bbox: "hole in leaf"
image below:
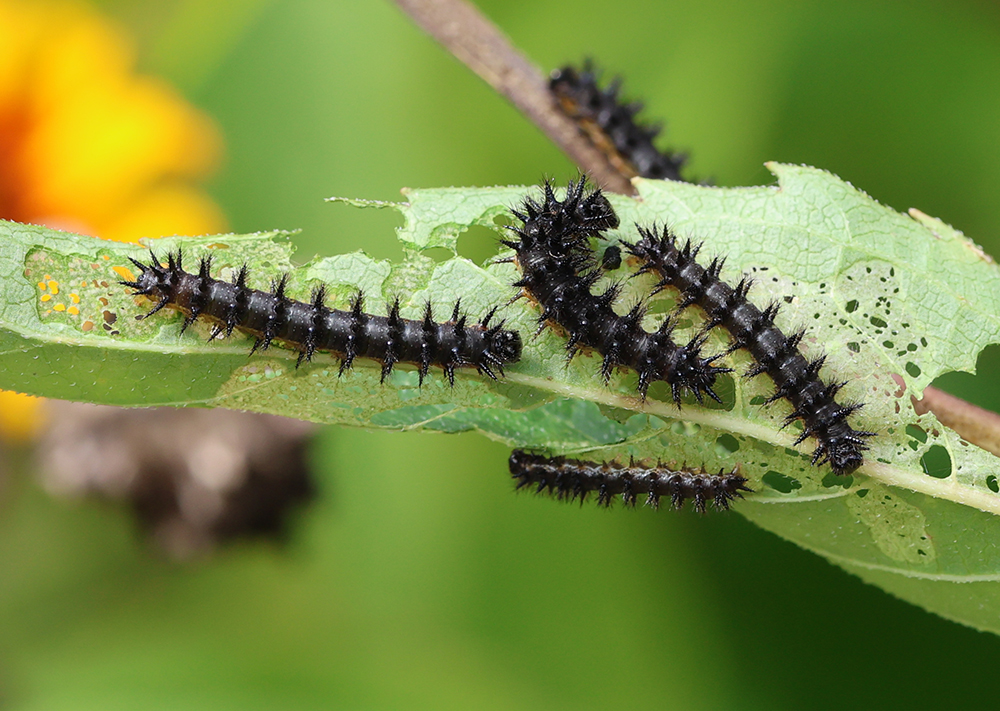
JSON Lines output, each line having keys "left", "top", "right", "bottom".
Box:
{"left": 920, "top": 445, "right": 952, "bottom": 479}
{"left": 762, "top": 471, "right": 802, "bottom": 493}
{"left": 822, "top": 471, "right": 853, "bottom": 489}
{"left": 929, "top": 345, "right": 1000, "bottom": 415}
{"left": 457, "top": 224, "right": 505, "bottom": 266}
{"left": 715, "top": 434, "right": 740, "bottom": 455}
{"left": 706, "top": 373, "right": 736, "bottom": 411}
{"left": 421, "top": 246, "right": 456, "bottom": 264}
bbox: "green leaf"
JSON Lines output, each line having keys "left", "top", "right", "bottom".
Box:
{"left": 3, "top": 163, "right": 1000, "bottom": 632}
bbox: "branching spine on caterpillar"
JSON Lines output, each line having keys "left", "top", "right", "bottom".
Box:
{"left": 121, "top": 249, "right": 522, "bottom": 385}
{"left": 509, "top": 449, "right": 751, "bottom": 512}
{"left": 501, "top": 178, "right": 730, "bottom": 404}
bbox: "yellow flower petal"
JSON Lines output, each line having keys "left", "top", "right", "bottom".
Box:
{"left": 0, "top": 390, "right": 45, "bottom": 444}
{"left": 101, "top": 183, "right": 228, "bottom": 243}
{"left": 18, "top": 13, "right": 222, "bottom": 226}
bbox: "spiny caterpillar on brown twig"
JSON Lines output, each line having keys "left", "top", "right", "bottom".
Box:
{"left": 121, "top": 250, "right": 522, "bottom": 384}
{"left": 550, "top": 60, "right": 690, "bottom": 183}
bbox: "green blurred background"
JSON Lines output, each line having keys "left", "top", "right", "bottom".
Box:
{"left": 4, "top": 0, "right": 1000, "bottom": 708}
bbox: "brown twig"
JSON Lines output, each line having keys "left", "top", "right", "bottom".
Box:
{"left": 913, "top": 388, "right": 1000, "bottom": 457}
{"left": 394, "top": 0, "right": 1000, "bottom": 457}
{"left": 392, "top": 0, "right": 633, "bottom": 195}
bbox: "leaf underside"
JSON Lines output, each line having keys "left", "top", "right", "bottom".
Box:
{"left": 3, "top": 164, "right": 1000, "bottom": 632}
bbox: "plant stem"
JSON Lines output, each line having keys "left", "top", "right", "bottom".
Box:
{"left": 913, "top": 388, "right": 1000, "bottom": 457}
{"left": 391, "top": 0, "right": 634, "bottom": 194}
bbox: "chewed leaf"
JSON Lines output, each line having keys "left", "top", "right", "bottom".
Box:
{"left": 3, "top": 163, "right": 1000, "bottom": 632}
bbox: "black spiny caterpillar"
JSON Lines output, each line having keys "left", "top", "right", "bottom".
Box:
{"left": 121, "top": 250, "right": 522, "bottom": 384}
{"left": 509, "top": 449, "right": 751, "bottom": 512}
{"left": 502, "top": 179, "right": 729, "bottom": 403}
{"left": 626, "top": 227, "right": 874, "bottom": 475}
{"left": 550, "top": 61, "right": 689, "bottom": 183}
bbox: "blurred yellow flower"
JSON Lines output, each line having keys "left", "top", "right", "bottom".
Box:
{"left": 0, "top": 0, "right": 227, "bottom": 443}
